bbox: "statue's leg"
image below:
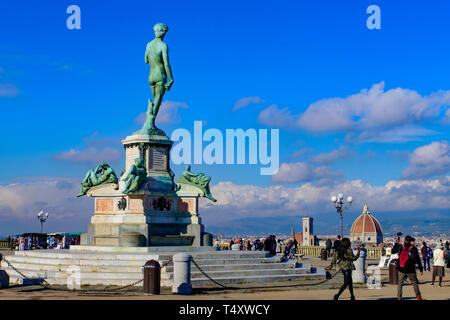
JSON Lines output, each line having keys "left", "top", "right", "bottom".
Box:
{"left": 82, "top": 170, "right": 94, "bottom": 183}
{"left": 123, "top": 179, "right": 131, "bottom": 194}
{"left": 151, "top": 82, "right": 166, "bottom": 116}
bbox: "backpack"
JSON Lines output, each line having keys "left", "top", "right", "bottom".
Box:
{"left": 398, "top": 246, "right": 412, "bottom": 270}
{"left": 426, "top": 247, "right": 433, "bottom": 259}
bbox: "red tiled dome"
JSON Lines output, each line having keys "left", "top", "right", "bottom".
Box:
{"left": 350, "top": 202, "right": 383, "bottom": 234}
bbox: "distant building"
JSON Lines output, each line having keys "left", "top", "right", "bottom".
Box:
{"left": 292, "top": 216, "right": 319, "bottom": 246}
{"left": 350, "top": 202, "right": 383, "bottom": 246}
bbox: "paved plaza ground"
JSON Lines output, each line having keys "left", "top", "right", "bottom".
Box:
{"left": 1, "top": 252, "right": 448, "bottom": 300}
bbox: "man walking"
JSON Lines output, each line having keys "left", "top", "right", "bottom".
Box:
{"left": 397, "top": 235, "right": 424, "bottom": 300}
{"left": 421, "top": 242, "right": 431, "bottom": 272}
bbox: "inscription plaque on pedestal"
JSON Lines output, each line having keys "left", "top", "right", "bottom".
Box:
{"left": 149, "top": 146, "right": 167, "bottom": 170}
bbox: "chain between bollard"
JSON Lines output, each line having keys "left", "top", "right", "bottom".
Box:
{"left": 2, "top": 257, "right": 170, "bottom": 293}
{"left": 191, "top": 258, "right": 341, "bottom": 290}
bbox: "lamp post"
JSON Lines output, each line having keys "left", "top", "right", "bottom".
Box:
{"left": 37, "top": 210, "right": 49, "bottom": 233}
{"left": 331, "top": 194, "right": 352, "bottom": 238}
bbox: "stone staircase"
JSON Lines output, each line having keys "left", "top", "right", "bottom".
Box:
{"left": 1, "top": 249, "right": 326, "bottom": 288}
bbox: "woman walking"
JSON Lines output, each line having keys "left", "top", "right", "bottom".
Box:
{"left": 430, "top": 244, "right": 446, "bottom": 287}
{"left": 326, "top": 238, "right": 361, "bottom": 300}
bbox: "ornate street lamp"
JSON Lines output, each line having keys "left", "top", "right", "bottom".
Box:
{"left": 37, "top": 210, "right": 49, "bottom": 233}
{"left": 331, "top": 194, "right": 353, "bottom": 238}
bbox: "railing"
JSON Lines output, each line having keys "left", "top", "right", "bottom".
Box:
{"left": 295, "top": 246, "right": 385, "bottom": 259}
{"left": 366, "top": 247, "right": 384, "bottom": 259}
{"left": 0, "top": 240, "right": 10, "bottom": 248}
{"left": 297, "top": 246, "right": 326, "bottom": 257}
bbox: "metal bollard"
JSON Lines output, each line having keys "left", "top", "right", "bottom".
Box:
{"left": 320, "top": 249, "right": 328, "bottom": 261}
{"left": 352, "top": 249, "right": 367, "bottom": 283}
{"left": 172, "top": 253, "right": 192, "bottom": 295}
{"left": 388, "top": 259, "right": 399, "bottom": 285}
{"left": 143, "top": 260, "right": 160, "bottom": 295}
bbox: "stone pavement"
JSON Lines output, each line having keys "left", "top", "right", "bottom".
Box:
{"left": 0, "top": 255, "right": 448, "bottom": 300}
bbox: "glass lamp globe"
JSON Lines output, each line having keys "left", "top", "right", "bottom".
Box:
{"left": 45, "top": 213, "right": 49, "bottom": 217}
{"left": 331, "top": 196, "right": 337, "bottom": 203}
{"left": 347, "top": 196, "right": 353, "bottom": 203}
{"left": 338, "top": 193, "right": 344, "bottom": 200}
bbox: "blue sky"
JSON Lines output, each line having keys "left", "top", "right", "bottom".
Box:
{"left": 1, "top": 0, "right": 449, "bottom": 235}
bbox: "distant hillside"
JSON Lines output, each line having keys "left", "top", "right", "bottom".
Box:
{"left": 206, "top": 215, "right": 450, "bottom": 237}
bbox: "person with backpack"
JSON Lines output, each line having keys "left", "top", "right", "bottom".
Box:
{"left": 430, "top": 244, "right": 446, "bottom": 287}
{"left": 326, "top": 238, "right": 360, "bottom": 300}
{"left": 421, "top": 241, "right": 432, "bottom": 272}
{"left": 397, "top": 235, "right": 424, "bottom": 300}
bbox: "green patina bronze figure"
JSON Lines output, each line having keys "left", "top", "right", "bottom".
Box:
{"left": 77, "top": 163, "right": 118, "bottom": 197}
{"left": 177, "top": 165, "right": 217, "bottom": 202}
{"left": 122, "top": 158, "right": 147, "bottom": 194}
{"left": 134, "top": 22, "right": 174, "bottom": 137}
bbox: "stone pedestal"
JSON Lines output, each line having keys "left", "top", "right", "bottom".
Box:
{"left": 83, "top": 133, "right": 211, "bottom": 248}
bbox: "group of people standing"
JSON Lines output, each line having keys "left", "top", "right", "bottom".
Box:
{"left": 391, "top": 235, "right": 448, "bottom": 299}
{"left": 420, "top": 240, "right": 448, "bottom": 287}
{"left": 326, "top": 234, "right": 448, "bottom": 300}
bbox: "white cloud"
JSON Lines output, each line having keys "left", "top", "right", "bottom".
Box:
{"left": 271, "top": 162, "right": 342, "bottom": 183}
{"left": 200, "top": 177, "right": 450, "bottom": 223}
{"left": 0, "top": 177, "right": 92, "bottom": 221}
{"left": 52, "top": 147, "right": 121, "bottom": 164}
{"left": 257, "top": 104, "right": 297, "bottom": 128}
{"left": 51, "top": 133, "right": 122, "bottom": 164}
{"left": 233, "top": 96, "right": 265, "bottom": 111}
{"left": 298, "top": 82, "right": 450, "bottom": 132}
{"left": 257, "top": 82, "right": 450, "bottom": 143}
{"left": 309, "top": 146, "right": 355, "bottom": 164}
{"left": 402, "top": 141, "right": 450, "bottom": 179}
{"left": 135, "top": 100, "right": 188, "bottom": 125}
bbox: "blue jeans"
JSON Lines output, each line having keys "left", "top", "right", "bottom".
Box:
{"left": 423, "top": 258, "right": 430, "bottom": 271}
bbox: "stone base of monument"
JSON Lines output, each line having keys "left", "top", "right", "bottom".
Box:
{"left": 1, "top": 249, "right": 326, "bottom": 288}
{"left": 81, "top": 134, "right": 213, "bottom": 248}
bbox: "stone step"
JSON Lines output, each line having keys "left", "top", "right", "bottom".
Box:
{"left": 7, "top": 275, "right": 165, "bottom": 287}
{"left": 13, "top": 250, "right": 270, "bottom": 261}
{"left": 187, "top": 257, "right": 281, "bottom": 265}
{"left": 2, "top": 261, "right": 310, "bottom": 280}
{"left": 163, "top": 262, "right": 307, "bottom": 273}
{"left": 178, "top": 267, "right": 312, "bottom": 280}
{"left": 5, "top": 266, "right": 326, "bottom": 288}
{"left": 3, "top": 256, "right": 167, "bottom": 267}
{"left": 190, "top": 269, "right": 327, "bottom": 286}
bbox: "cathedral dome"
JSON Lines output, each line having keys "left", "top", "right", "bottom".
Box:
{"left": 350, "top": 202, "right": 383, "bottom": 245}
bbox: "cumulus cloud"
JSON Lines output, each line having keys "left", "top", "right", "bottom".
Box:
{"left": 298, "top": 82, "right": 450, "bottom": 131}
{"left": 200, "top": 177, "right": 450, "bottom": 224}
{"left": 402, "top": 141, "right": 450, "bottom": 179}
{"left": 257, "top": 104, "right": 297, "bottom": 128}
{"left": 0, "top": 177, "right": 92, "bottom": 222}
{"left": 52, "top": 147, "right": 121, "bottom": 164}
{"left": 135, "top": 100, "right": 188, "bottom": 125}
{"left": 51, "top": 132, "right": 122, "bottom": 164}
{"left": 233, "top": 96, "right": 265, "bottom": 111}
{"left": 271, "top": 162, "right": 342, "bottom": 183}
{"left": 257, "top": 82, "right": 450, "bottom": 143}
{"left": 309, "top": 146, "right": 355, "bottom": 165}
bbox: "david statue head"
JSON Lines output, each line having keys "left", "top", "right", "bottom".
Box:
{"left": 154, "top": 22, "right": 168, "bottom": 39}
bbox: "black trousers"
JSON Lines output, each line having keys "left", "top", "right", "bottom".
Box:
{"left": 336, "top": 269, "right": 354, "bottom": 298}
